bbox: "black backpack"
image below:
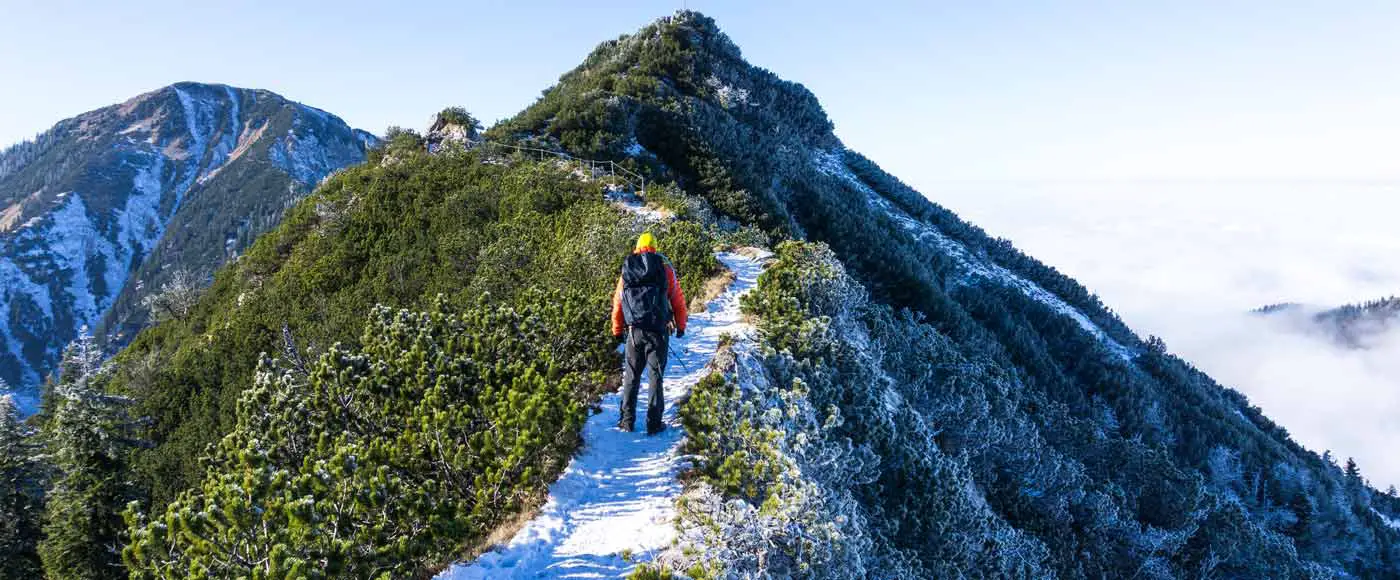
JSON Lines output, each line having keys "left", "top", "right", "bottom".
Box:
{"left": 621, "top": 252, "right": 673, "bottom": 332}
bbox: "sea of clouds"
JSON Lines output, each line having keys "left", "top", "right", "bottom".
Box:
{"left": 931, "top": 180, "right": 1400, "bottom": 488}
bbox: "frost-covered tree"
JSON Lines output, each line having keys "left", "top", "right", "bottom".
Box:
{"left": 1208, "top": 446, "right": 1245, "bottom": 496}
{"left": 138, "top": 268, "right": 203, "bottom": 322}
{"left": 673, "top": 243, "right": 1054, "bottom": 578}
{"left": 38, "top": 331, "right": 135, "bottom": 580}
{"left": 0, "top": 390, "right": 44, "bottom": 579}
{"left": 672, "top": 241, "right": 1373, "bottom": 578}
{"left": 1345, "top": 457, "right": 1362, "bottom": 482}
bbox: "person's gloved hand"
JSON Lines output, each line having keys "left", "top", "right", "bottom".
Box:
{"left": 675, "top": 327, "right": 684, "bottom": 338}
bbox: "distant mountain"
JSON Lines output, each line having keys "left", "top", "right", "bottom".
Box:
{"left": 0, "top": 82, "right": 374, "bottom": 408}
{"left": 1257, "top": 297, "right": 1400, "bottom": 349}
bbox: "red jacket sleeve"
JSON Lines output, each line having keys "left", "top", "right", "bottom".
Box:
{"left": 666, "top": 264, "right": 687, "bottom": 332}
{"left": 610, "top": 276, "right": 625, "bottom": 336}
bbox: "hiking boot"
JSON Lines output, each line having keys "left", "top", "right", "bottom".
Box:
{"left": 646, "top": 423, "right": 667, "bottom": 436}
{"left": 617, "top": 421, "right": 635, "bottom": 433}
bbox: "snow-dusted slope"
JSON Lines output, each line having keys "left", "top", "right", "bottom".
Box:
{"left": 812, "top": 151, "right": 1136, "bottom": 361}
{"left": 438, "top": 251, "right": 765, "bottom": 579}
{"left": 0, "top": 83, "right": 373, "bottom": 406}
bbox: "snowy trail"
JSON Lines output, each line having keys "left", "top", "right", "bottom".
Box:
{"left": 438, "top": 251, "right": 766, "bottom": 579}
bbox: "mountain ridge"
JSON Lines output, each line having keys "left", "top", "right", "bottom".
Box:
{"left": 476, "top": 11, "right": 1398, "bottom": 575}
{"left": 9, "top": 11, "right": 1396, "bottom": 579}
{"left": 1257, "top": 296, "right": 1400, "bottom": 349}
{"left": 0, "top": 82, "right": 374, "bottom": 405}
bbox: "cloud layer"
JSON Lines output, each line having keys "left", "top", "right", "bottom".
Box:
{"left": 932, "top": 180, "right": 1400, "bottom": 487}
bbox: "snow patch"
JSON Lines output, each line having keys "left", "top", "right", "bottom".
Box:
{"left": 171, "top": 86, "right": 216, "bottom": 204}
{"left": 812, "top": 150, "right": 1135, "bottom": 361}
{"left": 0, "top": 257, "right": 52, "bottom": 388}
{"left": 298, "top": 104, "right": 332, "bottom": 124}
{"left": 195, "top": 87, "right": 241, "bottom": 185}
{"left": 437, "top": 252, "right": 766, "bottom": 579}
{"left": 43, "top": 194, "right": 105, "bottom": 327}
{"left": 1375, "top": 508, "right": 1400, "bottom": 530}
{"left": 269, "top": 108, "right": 366, "bottom": 187}
{"left": 270, "top": 130, "right": 327, "bottom": 185}
{"left": 0, "top": 154, "right": 167, "bottom": 398}
{"left": 117, "top": 155, "right": 166, "bottom": 262}
{"left": 706, "top": 75, "right": 752, "bottom": 108}
{"left": 605, "top": 186, "right": 667, "bottom": 223}
{"left": 2, "top": 86, "right": 372, "bottom": 403}
{"left": 173, "top": 86, "right": 208, "bottom": 162}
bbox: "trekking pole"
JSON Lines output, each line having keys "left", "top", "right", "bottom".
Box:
{"left": 669, "top": 341, "right": 691, "bottom": 373}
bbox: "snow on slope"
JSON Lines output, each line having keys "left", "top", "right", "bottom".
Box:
{"left": 812, "top": 150, "right": 1135, "bottom": 361}
{"left": 604, "top": 186, "right": 667, "bottom": 222}
{"left": 268, "top": 105, "right": 369, "bottom": 186}
{"left": 0, "top": 151, "right": 168, "bottom": 410}
{"left": 2, "top": 84, "right": 373, "bottom": 401}
{"left": 1375, "top": 508, "right": 1400, "bottom": 531}
{"left": 437, "top": 251, "right": 765, "bottom": 579}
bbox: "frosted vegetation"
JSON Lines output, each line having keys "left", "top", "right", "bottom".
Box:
{"left": 0, "top": 10, "right": 1396, "bottom": 580}
{"left": 672, "top": 242, "right": 1396, "bottom": 577}
{"left": 492, "top": 12, "right": 1399, "bottom": 576}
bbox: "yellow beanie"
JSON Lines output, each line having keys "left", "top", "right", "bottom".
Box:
{"left": 635, "top": 232, "right": 657, "bottom": 251}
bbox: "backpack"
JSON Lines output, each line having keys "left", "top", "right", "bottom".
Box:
{"left": 621, "top": 252, "right": 673, "bottom": 332}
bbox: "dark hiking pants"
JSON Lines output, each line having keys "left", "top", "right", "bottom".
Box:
{"left": 620, "top": 327, "right": 668, "bottom": 431}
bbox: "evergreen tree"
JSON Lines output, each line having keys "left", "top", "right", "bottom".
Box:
{"left": 1287, "top": 493, "right": 1314, "bottom": 540}
{"left": 38, "top": 331, "right": 134, "bottom": 580}
{"left": 0, "top": 390, "right": 44, "bottom": 579}
{"left": 1345, "top": 457, "right": 1362, "bottom": 482}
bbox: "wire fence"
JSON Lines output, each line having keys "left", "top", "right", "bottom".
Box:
{"left": 463, "top": 138, "right": 646, "bottom": 194}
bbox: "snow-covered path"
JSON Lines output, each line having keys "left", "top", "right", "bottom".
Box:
{"left": 438, "top": 251, "right": 765, "bottom": 579}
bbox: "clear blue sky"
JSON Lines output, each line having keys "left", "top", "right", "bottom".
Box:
{"left": 2, "top": 0, "right": 1397, "bottom": 183}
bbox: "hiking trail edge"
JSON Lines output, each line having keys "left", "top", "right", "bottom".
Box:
{"left": 437, "top": 250, "right": 767, "bottom": 579}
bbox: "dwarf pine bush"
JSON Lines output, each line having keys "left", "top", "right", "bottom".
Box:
{"left": 124, "top": 296, "right": 590, "bottom": 578}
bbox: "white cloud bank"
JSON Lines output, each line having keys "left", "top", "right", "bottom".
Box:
{"left": 931, "top": 180, "right": 1400, "bottom": 488}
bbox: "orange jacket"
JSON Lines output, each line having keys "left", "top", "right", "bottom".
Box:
{"left": 611, "top": 248, "right": 687, "bottom": 336}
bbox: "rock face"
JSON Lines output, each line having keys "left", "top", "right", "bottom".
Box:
{"left": 0, "top": 82, "right": 375, "bottom": 407}
{"left": 425, "top": 108, "right": 481, "bottom": 153}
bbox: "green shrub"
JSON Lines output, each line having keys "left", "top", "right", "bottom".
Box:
{"left": 436, "top": 107, "right": 482, "bottom": 135}
{"left": 123, "top": 297, "right": 589, "bottom": 578}
{"left": 111, "top": 152, "right": 718, "bottom": 508}
{"left": 680, "top": 373, "right": 787, "bottom": 502}
{"left": 626, "top": 563, "right": 674, "bottom": 580}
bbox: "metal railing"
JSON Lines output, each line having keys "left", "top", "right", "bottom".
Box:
{"left": 463, "top": 138, "right": 646, "bottom": 194}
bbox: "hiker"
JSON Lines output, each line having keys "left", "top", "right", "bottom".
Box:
{"left": 611, "top": 232, "right": 688, "bottom": 435}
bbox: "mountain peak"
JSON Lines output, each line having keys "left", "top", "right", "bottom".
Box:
{"left": 0, "top": 84, "right": 373, "bottom": 397}
{"left": 5, "top": 13, "right": 1395, "bottom": 579}
{"left": 489, "top": 11, "right": 835, "bottom": 234}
